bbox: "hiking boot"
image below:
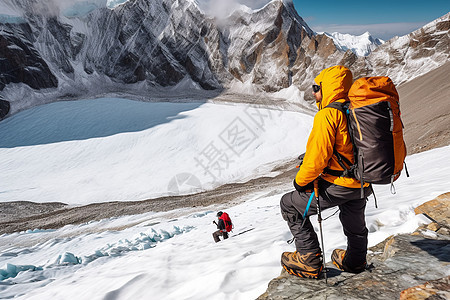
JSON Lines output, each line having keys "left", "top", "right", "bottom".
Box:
{"left": 281, "top": 251, "right": 323, "bottom": 279}
{"left": 331, "top": 249, "right": 366, "bottom": 273}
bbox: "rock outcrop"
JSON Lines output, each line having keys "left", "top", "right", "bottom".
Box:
{"left": 399, "top": 276, "right": 450, "bottom": 300}
{"left": 257, "top": 193, "right": 450, "bottom": 300}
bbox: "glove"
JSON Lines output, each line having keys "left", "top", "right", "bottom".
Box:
{"left": 296, "top": 153, "right": 306, "bottom": 168}
{"left": 293, "top": 179, "right": 313, "bottom": 193}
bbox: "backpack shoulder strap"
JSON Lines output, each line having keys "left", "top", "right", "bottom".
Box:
{"left": 323, "top": 101, "right": 355, "bottom": 177}
{"left": 325, "top": 101, "right": 349, "bottom": 115}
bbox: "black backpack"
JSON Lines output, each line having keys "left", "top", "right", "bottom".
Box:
{"left": 324, "top": 77, "right": 408, "bottom": 201}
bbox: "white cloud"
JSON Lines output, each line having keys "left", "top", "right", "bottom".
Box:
{"left": 311, "top": 22, "right": 427, "bottom": 41}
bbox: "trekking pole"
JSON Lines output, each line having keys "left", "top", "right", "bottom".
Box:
{"left": 314, "top": 179, "right": 327, "bottom": 284}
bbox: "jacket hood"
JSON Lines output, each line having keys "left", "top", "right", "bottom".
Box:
{"left": 314, "top": 65, "right": 353, "bottom": 109}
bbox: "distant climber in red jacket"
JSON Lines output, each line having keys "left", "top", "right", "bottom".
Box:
{"left": 213, "top": 211, "right": 233, "bottom": 243}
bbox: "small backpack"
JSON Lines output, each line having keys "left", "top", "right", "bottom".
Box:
{"left": 219, "top": 212, "right": 233, "bottom": 232}
{"left": 326, "top": 76, "right": 408, "bottom": 197}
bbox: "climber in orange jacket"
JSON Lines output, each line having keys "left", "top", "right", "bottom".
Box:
{"left": 280, "top": 65, "right": 371, "bottom": 279}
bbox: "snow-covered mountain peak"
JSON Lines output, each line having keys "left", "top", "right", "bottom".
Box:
{"left": 257, "top": 0, "right": 299, "bottom": 19}
{"left": 321, "top": 31, "right": 384, "bottom": 56}
{"left": 278, "top": 0, "right": 302, "bottom": 17}
{"left": 250, "top": 0, "right": 314, "bottom": 36}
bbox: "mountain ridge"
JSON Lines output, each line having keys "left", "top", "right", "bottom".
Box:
{"left": 0, "top": 0, "right": 448, "bottom": 114}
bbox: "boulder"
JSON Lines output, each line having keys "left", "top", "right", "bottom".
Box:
{"left": 399, "top": 276, "right": 450, "bottom": 300}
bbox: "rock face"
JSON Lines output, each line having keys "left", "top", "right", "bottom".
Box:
{"left": 257, "top": 194, "right": 450, "bottom": 300}
{"left": 0, "top": 26, "right": 58, "bottom": 91}
{"left": 205, "top": 0, "right": 315, "bottom": 92}
{"left": 0, "top": 0, "right": 449, "bottom": 111}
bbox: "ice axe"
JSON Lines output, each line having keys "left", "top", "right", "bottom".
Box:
{"left": 314, "top": 178, "right": 327, "bottom": 284}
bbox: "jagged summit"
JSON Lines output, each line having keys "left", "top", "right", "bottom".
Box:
{"left": 254, "top": 0, "right": 314, "bottom": 36}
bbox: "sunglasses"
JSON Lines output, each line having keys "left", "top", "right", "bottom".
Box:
{"left": 312, "top": 84, "right": 321, "bottom": 93}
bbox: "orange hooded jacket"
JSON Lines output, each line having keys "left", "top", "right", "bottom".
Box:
{"left": 295, "top": 65, "right": 366, "bottom": 189}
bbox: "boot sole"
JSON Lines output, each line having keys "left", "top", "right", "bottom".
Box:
{"left": 282, "top": 264, "right": 322, "bottom": 279}
{"left": 332, "top": 259, "right": 366, "bottom": 273}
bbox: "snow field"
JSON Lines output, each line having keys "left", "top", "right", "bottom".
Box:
{"left": 0, "top": 98, "right": 312, "bottom": 205}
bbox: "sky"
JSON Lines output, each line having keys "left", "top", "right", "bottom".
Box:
{"left": 200, "top": 0, "right": 450, "bottom": 40}
{"left": 292, "top": 0, "right": 450, "bottom": 40}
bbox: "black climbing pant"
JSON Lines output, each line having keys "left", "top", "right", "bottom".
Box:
{"left": 280, "top": 179, "right": 371, "bottom": 268}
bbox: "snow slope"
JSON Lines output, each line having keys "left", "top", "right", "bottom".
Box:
{"left": 0, "top": 145, "right": 448, "bottom": 299}
{"left": 0, "top": 98, "right": 312, "bottom": 204}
